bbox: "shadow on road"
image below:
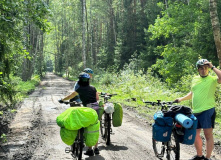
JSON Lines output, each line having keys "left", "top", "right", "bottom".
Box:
{"left": 85, "top": 155, "right": 105, "bottom": 160}
{"left": 99, "top": 143, "right": 128, "bottom": 151}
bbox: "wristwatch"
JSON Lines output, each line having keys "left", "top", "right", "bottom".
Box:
{"left": 211, "top": 66, "right": 215, "bottom": 70}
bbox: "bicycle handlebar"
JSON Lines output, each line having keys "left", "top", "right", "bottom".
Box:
{"left": 99, "top": 92, "right": 117, "bottom": 98}
{"left": 58, "top": 100, "right": 82, "bottom": 105}
{"left": 143, "top": 99, "right": 178, "bottom": 106}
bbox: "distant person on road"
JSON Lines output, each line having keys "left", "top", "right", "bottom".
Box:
{"left": 70, "top": 68, "right": 94, "bottom": 103}
{"left": 175, "top": 59, "right": 221, "bottom": 160}
{"left": 59, "top": 72, "right": 100, "bottom": 156}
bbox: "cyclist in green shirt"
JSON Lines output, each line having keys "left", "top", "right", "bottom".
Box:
{"left": 175, "top": 59, "right": 221, "bottom": 160}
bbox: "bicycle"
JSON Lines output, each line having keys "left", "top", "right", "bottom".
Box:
{"left": 143, "top": 100, "right": 181, "bottom": 160}
{"left": 99, "top": 93, "right": 117, "bottom": 145}
{"left": 59, "top": 100, "right": 85, "bottom": 160}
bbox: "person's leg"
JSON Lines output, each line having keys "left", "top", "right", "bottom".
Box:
{"left": 203, "top": 128, "right": 214, "bottom": 159}
{"left": 194, "top": 129, "right": 203, "bottom": 156}
{"left": 94, "top": 142, "right": 100, "bottom": 154}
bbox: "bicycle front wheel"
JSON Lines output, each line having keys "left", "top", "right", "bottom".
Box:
{"left": 166, "top": 131, "right": 180, "bottom": 160}
{"left": 152, "top": 138, "right": 166, "bottom": 159}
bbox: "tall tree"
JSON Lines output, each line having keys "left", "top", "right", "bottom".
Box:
{"left": 82, "top": 0, "right": 86, "bottom": 68}
{"left": 209, "top": 0, "right": 221, "bottom": 67}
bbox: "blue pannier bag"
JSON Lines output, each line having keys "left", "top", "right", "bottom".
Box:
{"left": 177, "top": 114, "right": 198, "bottom": 145}
{"left": 152, "top": 111, "right": 173, "bottom": 142}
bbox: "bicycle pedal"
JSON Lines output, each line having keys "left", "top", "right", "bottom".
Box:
{"left": 65, "top": 147, "right": 71, "bottom": 153}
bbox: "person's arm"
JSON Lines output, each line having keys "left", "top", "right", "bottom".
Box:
{"left": 175, "top": 91, "right": 192, "bottom": 103}
{"left": 96, "top": 92, "right": 99, "bottom": 101}
{"left": 62, "top": 91, "right": 78, "bottom": 101}
{"left": 205, "top": 61, "right": 221, "bottom": 83}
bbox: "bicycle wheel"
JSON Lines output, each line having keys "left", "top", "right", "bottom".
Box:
{"left": 71, "top": 128, "right": 84, "bottom": 160}
{"left": 78, "top": 128, "right": 84, "bottom": 160}
{"left": 100, "top": 113, "right": 105, "bottom": 138}
{"left": 105, "top": 113, "right": 111, "bottom": 145}
{"left": 152, "top": 138, "right": 166, "bottom": 159}
{"left": 166, "top": 131, "right": 180, "bottom": 160}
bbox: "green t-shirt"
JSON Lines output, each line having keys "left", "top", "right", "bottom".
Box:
{"left": 191, "top": 75, "right": 217, "bottom": 113}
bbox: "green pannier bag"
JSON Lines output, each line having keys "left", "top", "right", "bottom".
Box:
{"left": 98, "top": 107, "right": 104, "bottom": 120}
{"left": 56, "top": 107, "right": 98, "bottom": 130}
{"left": 112, "top": 103, "right": 123, "bottom": 127}
{"left": 98, "top": 100, "right": 104, "bottom": 107}
{"left": 84, "top": 120, "right": 100, "bottom": 147}
{"left": 60, "top": 127, "right": 78, "bottom": 145}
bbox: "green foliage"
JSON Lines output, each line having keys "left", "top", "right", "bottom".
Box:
{"left": 13, "top": 75, "right": 40, "bottom": 101}
{"left": 147, "top": 0, "right": 217, "bottom": 86}
{"left": 0, "top": 133, "right": 7, "bottom": 143}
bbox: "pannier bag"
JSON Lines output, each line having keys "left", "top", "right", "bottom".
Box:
{"left": 98, "top": 100, "right": 104, "bottom": 107}
{"left": 112, "top": 103, "right": 123, "bottom": 127}
{"left": 152, "top": 111, "right": 173, "bottom": 142}
{"left": 84, "top": 121, "right": 100, "bottom": 147}
{"left": 176, "top": 114, "right": 197, "bottom": 145}
{"left": 60, "top": 127, "right": 78, "bottom": 145}
{"left": 98, "top": 107, "right": 104, "bottom": 120}
{"left": 56, "top": 107, "right": 98, "bottom": 130}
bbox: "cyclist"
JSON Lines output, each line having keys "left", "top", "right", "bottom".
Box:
{"left": 70, "top": 68, "right": 94, "bottom": 103}
{"left": 59, "top": 72, "right": 100, "bottom": 156}
{"left": 175, "top": 59, "right": 221, "bottom": 160}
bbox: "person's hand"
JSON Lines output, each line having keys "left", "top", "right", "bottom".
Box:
{"left": 58, "top": 99, "right": 64, "bottom": 103}
{"left": 173, "top": 99, "right": 181, "bottom": 103}
{"left": 204, "top": 61, "right": 213, "bottom": 68}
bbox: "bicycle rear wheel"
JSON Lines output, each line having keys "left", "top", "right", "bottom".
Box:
{"left": 105, "top": 113, "right": 111, "bottom": 145}
{"left": 152, "top": 138, "right": 166, "bottom": 159}
{"left": 166, "top": 131, "right": 180, "bottom": 160}
{"left": 100, "top": 113, "right": 111, "bottom": 145}
{"left": 71, "top": 128, "right": 84, "bottom": 160}
{"left": 100, "top": 113, "right": 105, "bottom": 138}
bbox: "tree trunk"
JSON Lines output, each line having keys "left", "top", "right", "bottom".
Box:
{"left": 82, "top": 0, "right": 86, "bottom": 68}
{"left": 209, "top": 0, "right": 221, "bottom": 67}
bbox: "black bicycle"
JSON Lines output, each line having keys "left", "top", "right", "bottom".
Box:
{"left": 59, "top": 100, "right": 85, "bottom": 160}
{"left": 99, "top": 93, "right": 117, "bottom": 145}
{"left": 143, "top": 100, "right": 180, "bottom": 160}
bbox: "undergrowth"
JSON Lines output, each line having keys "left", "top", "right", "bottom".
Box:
{"left": 92, "top": 68, "right": 221, "bottom": 139}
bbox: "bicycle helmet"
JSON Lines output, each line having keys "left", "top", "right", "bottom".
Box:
{"left": 196, "top": 59, "right": 208, "bottom": 69}
{"left": 83, "top": 68, "right": 93, "bottom": 74}
{"left": 78, "top": 72, "right": 90, "bottom": 81}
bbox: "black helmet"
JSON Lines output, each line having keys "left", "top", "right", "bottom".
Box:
{"left": 196, "top": 59, "right": 208, "bottom": 69}
{"left": 79, "top": 72, "right": 90, "bottom": 79}
{"left": 78, "top": 72, "right": 90, "bottom": 82}
{"left": 83, "top": 68, "right": 93, "bottom": 74}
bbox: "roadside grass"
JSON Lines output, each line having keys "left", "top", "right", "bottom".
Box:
{"left": 13, "top": 75, "right": 41, "bottom": 102}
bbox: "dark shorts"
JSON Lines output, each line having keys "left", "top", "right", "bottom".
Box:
{"left": 194, "top": 108, "right": 216, "bottom": 129}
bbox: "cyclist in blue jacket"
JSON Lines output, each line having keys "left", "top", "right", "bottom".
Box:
{"left": 175, "top": 59, "right": 221, "bottom": 160}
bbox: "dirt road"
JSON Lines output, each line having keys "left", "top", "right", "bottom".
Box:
{"left": 0, "top": 73, "right": 221, "bottom": 160}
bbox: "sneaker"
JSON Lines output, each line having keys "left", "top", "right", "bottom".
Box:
{"left": 94, "top": 148, "right": 100, "bottom": 155}
{"left": 84, "top": 149, "right": 94, "bottom": 156}
{"left": 189, "top": 155, "right": 205, "bottom": 160}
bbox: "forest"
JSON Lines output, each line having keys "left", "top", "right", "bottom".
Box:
{"left": 1, "top": 0, "right": 221, "bottom": 138}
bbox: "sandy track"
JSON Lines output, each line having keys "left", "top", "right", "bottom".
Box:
{"left": 0, "top": 73, "right": 220, "bottom": 160}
